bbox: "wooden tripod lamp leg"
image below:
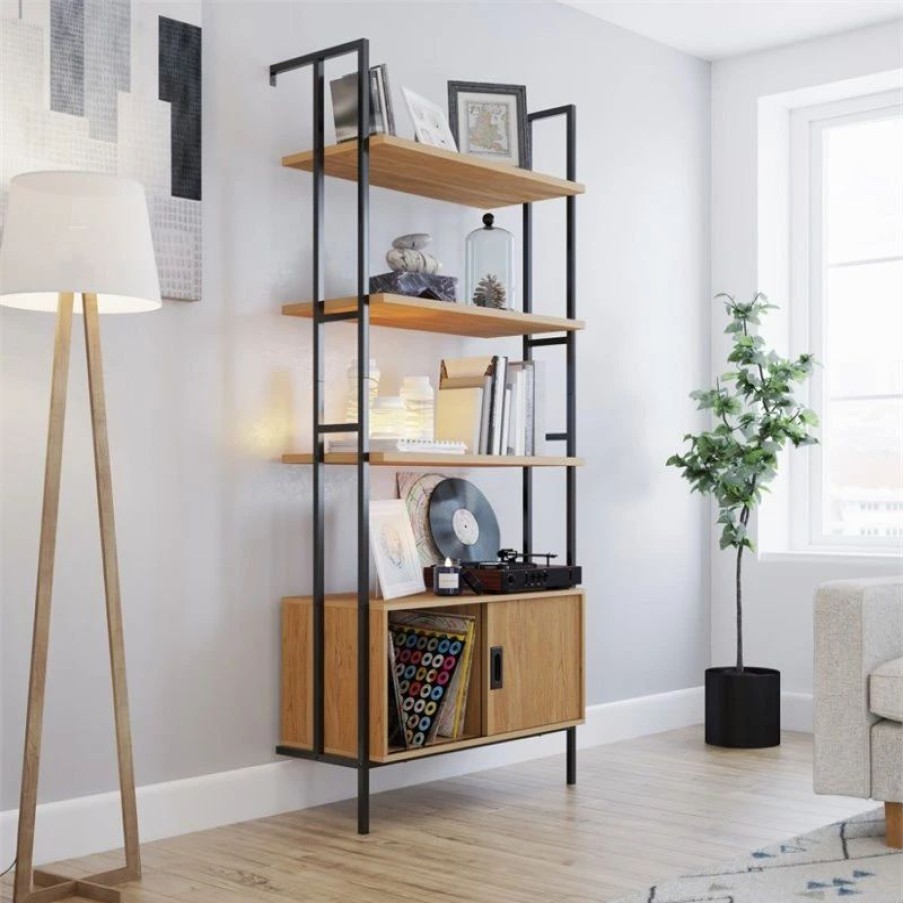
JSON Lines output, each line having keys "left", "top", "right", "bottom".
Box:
{"left": 82, "top": 293, "right": 141, "bottom": 879}
{"left": 14, "top": 293, "right": 75, "bottom": 903}
{"left": 14, "top": 294, "right": 142, "bottom": 903}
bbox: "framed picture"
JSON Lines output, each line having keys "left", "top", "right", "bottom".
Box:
{"left": 447, "top": 81, "right": 530, "bottom": 169}
{"left": 369, "top": 500, "right": 427, "bottom": 600}
{"left": 330, "top": 64, "right": 395, "bottom": 143}
{"left": 402, "top": 87, "right": 458, "bottom": 152}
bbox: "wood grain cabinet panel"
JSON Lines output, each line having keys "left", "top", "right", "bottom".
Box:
{"left": 281, "top": 591, "right": 584, "bottom": 763}
{"left": 484, "top": 593, "right": 584, "bottom": 735}
{"left": 281, "top": 597, "right": 379, "bottom": 759}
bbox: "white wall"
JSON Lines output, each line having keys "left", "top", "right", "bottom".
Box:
{"left": 710, "top": 21, "right": 903, "bottom": 717}
{"left": 0, "top": 0, "right": 710, "bottom": 815}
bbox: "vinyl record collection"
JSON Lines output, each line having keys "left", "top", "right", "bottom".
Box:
{"left": 387, "top": 610, "right": 476, "bottom": 749}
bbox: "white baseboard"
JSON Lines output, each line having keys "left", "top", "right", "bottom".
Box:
{"left": 782, "top": 691, "right": 814, "bottom": 733}
{"left": 0, "top": 685, "right": 704, "bottom": 866}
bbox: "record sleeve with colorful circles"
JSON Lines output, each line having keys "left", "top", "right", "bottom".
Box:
{"left": 387, "top": 611, "right": 476, "bottom": 749}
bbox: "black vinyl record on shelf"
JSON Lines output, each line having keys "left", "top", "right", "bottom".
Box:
{"left": 428, "top": 478, "right": 500, "bottom": 563}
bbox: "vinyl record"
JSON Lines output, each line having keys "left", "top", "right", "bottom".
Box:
{"left": 428, "top": 478, "right": 500, "bottom": 562}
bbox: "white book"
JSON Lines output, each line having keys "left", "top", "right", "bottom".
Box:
{"left": 532, "top": 359, "right": 547, "bottom": 456}
{"left": 478, "top": 374, "right": 492, "bottom": 455}
{"left": 505, "top": 363, "right": 528, "bottom": 456}
{"left": 500, "top": 387, "right": 512, "bottom": 456}
{"left": 505, "top": 365, "right": 516, "bottom": 455}
{"left": 522, "top": 362, "right": 535, "bottom": 455}
{"left": 489, "top": 356, "right": 508, "bottom": 455}
{"left": 515, "top": 366, "right": 526, "bottom": 455}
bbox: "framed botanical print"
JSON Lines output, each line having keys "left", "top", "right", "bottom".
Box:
{"left": 447, "top": 81, "right": 530, "bottom": 169}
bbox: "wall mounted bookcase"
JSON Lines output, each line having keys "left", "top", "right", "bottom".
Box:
{"left": 270, "top": 38, "right": 583, "bottom": 834}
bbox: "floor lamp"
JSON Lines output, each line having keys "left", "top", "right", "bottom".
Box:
{"left": 0, "top": 172, "right": 161, "bottom": 903}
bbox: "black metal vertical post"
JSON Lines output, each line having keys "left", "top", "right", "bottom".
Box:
{"left": 521, "top": 150, "right": 534, "bottom": 557}
{"left": 311, "top": 59, "right": 326, "bottom": 756}
{"left": 355, "top": 40, "right": 371, "bottom": 836}
{"left": 523, "top": 105, "right": 578, "bottom": 785}
{"left": 564, "top": 105, "right": 577, "bottom": 566}
{"left": 564, "top": 104, "right": 578, "bottom": 787}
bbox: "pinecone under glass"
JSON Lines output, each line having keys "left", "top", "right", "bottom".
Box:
{"left": 472, "top": 274, "right": 507, "bottom": 309}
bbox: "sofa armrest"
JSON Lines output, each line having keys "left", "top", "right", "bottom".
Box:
{"left": 814, "top": 578, "right": 903, "bottom": 799}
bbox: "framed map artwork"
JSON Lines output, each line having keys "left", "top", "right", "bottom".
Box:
{"left": 447, "top": 81, "right": 529, "bottom": 169}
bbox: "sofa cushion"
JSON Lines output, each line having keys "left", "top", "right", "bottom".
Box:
{"left": 870, "top": 656, "right": 903, "bottom": 723}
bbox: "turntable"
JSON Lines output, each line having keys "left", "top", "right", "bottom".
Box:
{"left": 460, "top": 549, "right": 582, "bottom": 594}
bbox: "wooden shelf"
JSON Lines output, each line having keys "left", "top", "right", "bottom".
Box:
{"left": 284, "top": 588, "right": 584, "bottom": 613}
{"left": 282, "top": 293, "right": 583, "bottom": 338}
{"left": 378, "top": 720, "right": 583, "bottom": 763}
{"left": 281, "top": 451, "right": 583, "bottom": 468}
{"left": 281, "top": 135, "right": 585, "bottom": 208}
{"left": 278, "top": 720, "right": 582, "bottom": 765}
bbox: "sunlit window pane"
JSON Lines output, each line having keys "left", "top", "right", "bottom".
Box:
{"left": 824, "top": 115, "right": 903, "bottom": 264}
{"left": 819, "top": 110, "right": 903, "bottom": 546}
{"left": 823, "top": 398, "right": 903, "bottom": 538}
{"left": 825, "top": 260, "right": 903, "bottom": 398}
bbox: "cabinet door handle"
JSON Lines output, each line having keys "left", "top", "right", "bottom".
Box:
{"left": 490, "top": 646, "right": 504, "bottom": 690}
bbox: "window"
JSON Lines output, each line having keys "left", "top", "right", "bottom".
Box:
{"left": 790, "top": 91, "right": 903, "bottom": 554}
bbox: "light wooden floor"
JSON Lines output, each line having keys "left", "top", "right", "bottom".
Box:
{"left": 2, "top": 727, "right": 871, "bottom": 902}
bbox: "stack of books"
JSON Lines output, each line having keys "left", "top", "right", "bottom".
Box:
{"left": 327, "top": 438, "right": 467, "bottom": 454}
{"left": 434, "top": 356, "right": 546, "bottom": 456}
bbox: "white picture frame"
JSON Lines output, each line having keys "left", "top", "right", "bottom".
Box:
{"left": 402, "top": 87, "right": 458, "bottom": 152}
{"left": 369, "top": 500, "right": 427, "bottom": 600}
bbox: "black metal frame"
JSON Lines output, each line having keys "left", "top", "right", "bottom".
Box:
{"left": 522, "top": 104, "right": 578, "bottom": 784}
{"left": 270, "top": 40, "right": 579, "bottom": 833}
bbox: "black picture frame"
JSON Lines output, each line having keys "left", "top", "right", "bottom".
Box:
{"left": 447, "top": 81, "right": 530, "bottom": 169}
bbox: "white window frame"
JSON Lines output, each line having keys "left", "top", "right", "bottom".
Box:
{"left": 788, "top": 89, "right": 903, "bottom": 555}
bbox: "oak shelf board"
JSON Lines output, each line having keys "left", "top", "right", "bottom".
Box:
{"left": 281, "top": 135, "right": 585, "bottom": 208}
{"left": 282, "top": 293, "right": 584, "bottom": 338}
{"left": 377, "top": 720, "right": 583, "bottom": 763}
{"left": 281, "top": 451, "right": 583, "bottom": 468}
{"left": 278, "top": 719, "right": 583, "bottom": 765}
{"left": 283, "top": 588, "right": 584, "bottom": 613}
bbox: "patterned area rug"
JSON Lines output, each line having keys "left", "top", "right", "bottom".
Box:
{"left": 613, "top": 810, "right": 902, "bottom": 902}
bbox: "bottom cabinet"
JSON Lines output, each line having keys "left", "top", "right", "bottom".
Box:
{"left": 280, "top": 590, "right": 585, "bottom": 763}
{"left": 484, "top": 593, "right": 585, "bottom": 735}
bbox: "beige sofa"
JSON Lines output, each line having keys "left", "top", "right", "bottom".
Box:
{"left": 814, "top": 577, "right": 903, "bottom": 847}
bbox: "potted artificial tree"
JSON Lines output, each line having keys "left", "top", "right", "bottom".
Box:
{"left": 668, "top": 293, "right": 817, "bottom": 748}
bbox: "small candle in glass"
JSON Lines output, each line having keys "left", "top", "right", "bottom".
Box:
{"left": 432, "top": 557, "right": 462, "bottom": 596}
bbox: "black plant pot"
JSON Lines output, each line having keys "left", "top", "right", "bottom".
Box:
{"left": 705, "top": 666, "right": 780, "bottom": 748}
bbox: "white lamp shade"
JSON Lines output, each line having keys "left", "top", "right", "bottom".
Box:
{"left": 0, "top": 171, "right": 161, "bottom": 313}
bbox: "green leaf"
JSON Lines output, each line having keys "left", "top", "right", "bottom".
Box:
{"left": 669, "top": 292, "right": 815, "bottom": 579}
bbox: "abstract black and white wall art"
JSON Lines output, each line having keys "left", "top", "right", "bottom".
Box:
{"left": 0, "top": 0, "right": 202, "bottom": 301}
